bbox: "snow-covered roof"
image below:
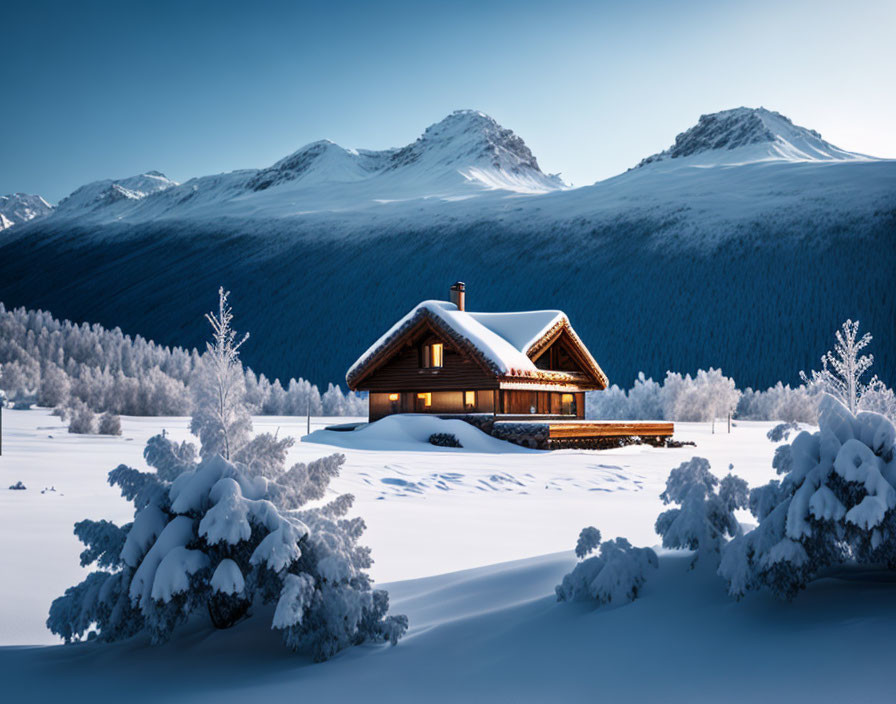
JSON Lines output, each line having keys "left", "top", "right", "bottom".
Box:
{"left": 346, "top": 300, "right": 607, "bottom": 389}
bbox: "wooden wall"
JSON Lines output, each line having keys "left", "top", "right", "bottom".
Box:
{"left": 369, "top": 389, "right": 496, "bottom": 421}
{"left": 357, "top": 331, "right": 498, "bottom": 393}
{"left": 500, "top": 390, "right": 585, "bottom": 419}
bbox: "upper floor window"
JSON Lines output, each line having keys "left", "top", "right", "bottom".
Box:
{"left": 422, "top": 342, "right": 444, "bottom": 368}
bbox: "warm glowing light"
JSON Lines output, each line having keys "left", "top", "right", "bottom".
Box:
{"left": 464, "top": 390, "right": 475, "bottom": 407}
{"left": 431, "top": 343, "right": 443, "bottom": 367}
{"left": 417, "top": 392, "right": 432, "bottom": 407}
{"left": 388, "top": 393, "right": 399, "bottom": 401}
{"left": 561, "top": 393, "right": 575, "bottom": 415}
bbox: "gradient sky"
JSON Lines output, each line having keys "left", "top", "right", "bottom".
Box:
{"left": 3, "top": 0, "right": 894, "bottom": 202}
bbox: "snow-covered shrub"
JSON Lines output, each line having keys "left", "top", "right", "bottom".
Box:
{"left": 9, "top": 481, "right": 26, "bottom": 490}
{"left": 47, "top": 434, "right": 407, "bottom": 660}
{"left": 429, "top": 433, "right": 462, "bottom": 448}
{"left": 767, "top": 422, "right": 800, "bottom": 443}
{"left": 98, "top": 411, "right": 122, "bottom": 436}
{"left": 655, "top": 458, "right": 748, "bottom": 567}
{"left": 556, "top": 527, "right": 657, "bottom": 605}
{"left": 67, "top": 400, "right": 97, "bottom": 434}
{"left": 719, "top": 395, "right": 896, "bottom": 600}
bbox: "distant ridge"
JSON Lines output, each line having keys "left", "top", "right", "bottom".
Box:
{"left": 0, "top": 107, "right": 892, "bottom": 391}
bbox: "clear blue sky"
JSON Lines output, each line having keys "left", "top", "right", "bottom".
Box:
{"left": 2, "top": 0, "right": 894, "bottom": 202}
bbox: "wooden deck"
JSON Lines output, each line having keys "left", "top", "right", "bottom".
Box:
{"left": 545, "top": 420, "right": 674, "bottom": 439}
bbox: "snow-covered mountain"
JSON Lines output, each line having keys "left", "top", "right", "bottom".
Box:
{"left": 0, "top": 108, "right": 892, "bottom": 390}
{"left": 29, "top": 110, "right": 564, "bottom": 228}
{"left": 54, "top": 170, "right": 178, "bottom": 216}
{"left": 0, "top": 193, "right": 52, "bottom": 231}
{"left": 634, "top": 107, "right": 872, "bottom": 168}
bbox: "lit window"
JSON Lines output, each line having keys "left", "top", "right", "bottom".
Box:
{"left": 388, "top": 393, "right": 399, "bottom": 402}
{"left": 417, "top": 392, "right": 432, "bottom": 408}
{"left": 431, "top": 343, "right": 443, "bottom": 367}
{"left": 464, "top": 391, "right": 475, "bottom": 408}
{"left": 561, "top": 393, "right": 575, "bottom": 415}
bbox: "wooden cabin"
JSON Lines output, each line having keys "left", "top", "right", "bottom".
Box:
{"left": 346, "top": 282, "right": 609, "bottom": 422}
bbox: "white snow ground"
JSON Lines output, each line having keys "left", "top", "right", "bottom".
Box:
{"left": 1, "top": 409, "right": 894, "bottom": 701}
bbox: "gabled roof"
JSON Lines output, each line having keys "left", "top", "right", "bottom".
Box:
{"left": 346, "top": 300, "right": 608, "bottom": 389}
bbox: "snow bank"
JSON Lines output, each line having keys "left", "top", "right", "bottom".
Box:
{"left": 5, "top": 551, "right": 896, "bottom": 703}
{"left": 303, "top": 414, "right": 535, "bottom": 454}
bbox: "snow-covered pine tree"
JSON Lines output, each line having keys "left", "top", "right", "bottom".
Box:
{"left": 801, "top": 319, "right": 882, "bottom": 415}
{"left": 719, "top": 395, "right": 896, "bottom": 600}
{"left": 48, "top": 288, "right": 407, "bottom": 660}
{"left": 556, "top": 527, "right": 657, "bottom": 604}
{"left": 654, "top": 457, "right": 748, "bottom": 567}
{"left": 190, "top": 288, "right": 252, "bottom": 459}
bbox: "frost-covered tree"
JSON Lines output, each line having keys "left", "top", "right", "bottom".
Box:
{"left": 67, "top": 399, "right": 97, "bottom": 434}
{"left": 0, "top": 302, "right": 362, "bottom": 418}
{"left": 98, "top": 411, "right": 122, "bottom": 436}
{"left": 801, "top": 319, "right": 882, "bottom": 416}
{"left": 737, "top": 382, "right": 820, "bottom": 424}
{"left": 587, "top": 369, "right": 739, "bottom": 422}
{"left": 47, "top": 428, "right": 406, "bottom": 660}
{"left": 38, "top": 363, "right": 70, "bottom": 407}
{"left": 654, "top": 458, "right": 748, "bottom": 567}
{"left": 556, "top": 527, "right": 657, "bottom": 604}
{"left": 664, "top": 369, "right": 741, "bottom": 424}
{"left": 859, "top": 385, "right": 896, "bottom": 421}
{"left": 719, "top": 395, "right": 896, "bottom": 600}
{"left": 190, "top": 289, "right": 252, "bottom": 459}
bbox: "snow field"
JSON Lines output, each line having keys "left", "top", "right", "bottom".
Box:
{"left": 2, "top": 408, "right": 779, "bottom": 646}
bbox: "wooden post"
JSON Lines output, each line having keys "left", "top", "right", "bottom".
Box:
{"left": 306, "top": 398, "right": 311, "bottom": 436}
{"left": 728, "top": 412, "right": 731, "bottom": 434}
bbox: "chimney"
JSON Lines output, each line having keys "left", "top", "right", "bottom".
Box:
{"left": 449, "top": 281, "right": 466, "bottom": 311}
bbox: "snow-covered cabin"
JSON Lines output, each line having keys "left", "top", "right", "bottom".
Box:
{"left": 346, "top": 283, "right": 608, "bottom": 421}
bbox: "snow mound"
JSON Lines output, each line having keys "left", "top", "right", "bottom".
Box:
{"left": 303, "top": 414, "right": 535, "bottom": 453}
{"left": 635, "top": 107, "right": 873, "bottom": 168}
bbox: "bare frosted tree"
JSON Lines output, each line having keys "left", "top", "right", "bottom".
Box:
{"left": 190, "top": 288, "right": 252, "bottom": 458}
{"left": 800, "top": 319, "right": 882, "bottom": 415}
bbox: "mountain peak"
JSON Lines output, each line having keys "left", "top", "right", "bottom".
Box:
{"left": 635, "top": 107, "right": 870, "bottom": 168}
{"left": 248, "top": 109, "right": 564, "bottom": 194}
{"left": 56, "top": 171, "right": 177, "bottom": 214}
{"left": 393, "top": 109, "right": 541, "bottom": 172}
{"left": 0, "top": 192, "right": 53, "bottom": 231}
